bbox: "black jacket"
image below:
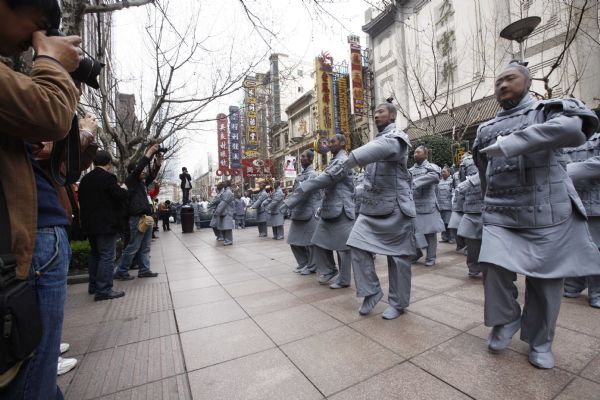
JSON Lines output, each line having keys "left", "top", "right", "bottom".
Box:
{"left": 179, "top": 172, "right": 192, "bottom": 189}
{"left": 78, "top": 167, "right": 128, "bottom": 235}
{"left": 126, "top": 156, "right": 154, "bottom": 217}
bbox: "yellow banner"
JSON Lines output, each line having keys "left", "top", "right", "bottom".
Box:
{"left": 338, "top": 76, "right": 351, "bottom": 149}
{"left": 315, "top": 57, "right": 335, "bottom": 137}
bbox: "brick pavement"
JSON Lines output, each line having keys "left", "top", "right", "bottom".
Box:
{"left": 58, "top": 221, "right": 600, "bottom": 399}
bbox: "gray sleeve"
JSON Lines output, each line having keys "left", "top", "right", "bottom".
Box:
{"left": 413, "top": 165, "right": 441, "bottom": 189}
{"left": 347, "top": 135, "right": 405, "bottom": 167}
{"left": 473, "top": 132, "right": 488, "bottom": 194}
{"left": 251, "top": 193, "right": 265, "bottom": 209}
{"left": 499, "top": 115, "right": 587, "bottom": 158}
{"left": 567, "top": 156, "right": 600, "bottom": 182}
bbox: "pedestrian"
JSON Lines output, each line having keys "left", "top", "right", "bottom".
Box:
{"left": 114, "top": 145, "right": 162, "bottom": 280}
{"left": 343, "top": 102, "right": 417, "bottom": 319}
{"left": 410, "top": 145, "right": 445, "bottom": 266}
{"left": 179, "top": 167, "right": 192, "bottom": 204}
{"left": 215, "top": 180, "right": 235, "bottom": 245}
{"left": 159, "top": 200, "right": 171, "bottom": 231}
{"left": 78, "top": 150, "right": 128, "bottom": 300}
{"left": 474, "top": 61, "right": 599, "bottom": 369}
{"left": 437, "top": 166, "right": 454, "bottom": 244}
{"left": 0, "top": 0, "right": 82, "bottom": 395}
{"left": 266, "top": 181, "right": 285, "bottom": 240}
{"left": 290, "top": 135, "right": 355, "bottom": 286}
{"left": 234, "top": 194, "right": 246, "bottom": 229}
{"left": 281, "top": 150, "right": 321, "bottom": 274}
{"left": 209, "top": 182, "right": 224, "bottom": 240}
{"left": 560, "top": 131, "right": 600, "bottom": 308}
{"left": 241, "top": 191, "right": 251, "bottom": 207}
{"left": 251, "top": 182, "right": 269, "bottom": 237}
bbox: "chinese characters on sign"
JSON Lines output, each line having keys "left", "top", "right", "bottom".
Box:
{"left": 229, "top": 106, "right": 242, "bottom": 169}
{"left": 348, "top": 36, "right": 365, "bottom": 116}
{"left": 338, "top": 75, "right": 351, "bottom": 149}
{"left": 241, "top": 158, "right": 274, "bottom": 178}
{"left": 315, "top": 53, "right": 335, "bottom": 137}
{"left": 243, "top": 79, "right": 259, "bottom": 155}
{"left": 216, "top": 113, "right": 230, "bottom": 175}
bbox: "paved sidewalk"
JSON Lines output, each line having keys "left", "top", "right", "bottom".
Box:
{"left": 58, "top": 221, "right": 600, "bottom": 399}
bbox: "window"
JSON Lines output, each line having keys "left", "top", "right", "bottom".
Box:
{"left": 297, "top": 86, "right": 303, "bottom": 93}
{"left": 297, "top": 69, "right": 303, "bottom": 77}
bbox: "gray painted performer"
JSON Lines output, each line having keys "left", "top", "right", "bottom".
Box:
{"left": 456, "top": 170, "right": 483, "bottom": 277}
{"left": 562, "top": 131, "right": 600, "bottom": 308}
{"left": 208, "top": 182, "right": 224, "bottom": 241}
{"left": 448, "top": 167, "right": 466, "bottom": 252}
{"left": 215, "top": 180, "right": 235, "bottom": 246}
{"left": 251, "top": 182, "right": 268, "bottom": 237}
{"left": 410, "top": 146, "right": 445, "bottom": 266}
{"left": 266, "top": 181, "right": 285, "bottom": 240}
{"left": 474, "top": 61, "right": 600, "bottom": 369}
{"left": 292, "top": 134, "right": 355, "bottom": 287}
{"left": 281, "top": 150, "right": 321, "bottom": 274}
{"left": 344, "top": 102, "right": 417, "bottom": 320}
{"left": 437, "top": 166, "right": 455, "bottom": 244}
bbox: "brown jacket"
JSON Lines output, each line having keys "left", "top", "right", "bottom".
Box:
{"left": 0, "top": 59, "right": 79, "bottom": 279}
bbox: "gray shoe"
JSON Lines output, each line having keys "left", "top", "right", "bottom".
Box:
{"left": 487, "top": 317, "right": 521, "bottom": 353}
{"left": 318, "top": 270, "right": 338, "bottom": 284}
{"left": 563, "top": 291, "right": 581, "bottom": 299}
{"left": 329, "top": 282, "right": 349, "bottom": 289}
{"left": 528, "top": 350, "right": 555, "bottom": 369}
{"left": 359, "top": 291, "right": 383, "bottom": 315}
{"left": 382, "top": 306, "right": 404, "bottom": 320}
{"left": 223, "top": 241, "right": 233, "bottom": 246}
{"left": 590, "top": 298, "right": 600, "bottom": 308}
{"left": 300, "top": 266, "right": 316, "bottom": 275}
{"left": 424, "top": 258, "right": 436, "bottom": 267}
{"left": 293, "top": 265, "right": 305, "bottom": 273}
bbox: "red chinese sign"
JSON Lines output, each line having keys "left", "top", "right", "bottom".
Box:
{"left": 241, "top": 158, "right": 274, "bottom": 178}
{"left": 216, "top": 113, "right": 230, "bottom": 175}
{"left": 349, "top": 37, "right": 365, "bottom": 116}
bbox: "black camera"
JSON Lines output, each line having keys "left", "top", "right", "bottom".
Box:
{"left": 157, "top": 147, "right": 168, "bottom": 153}
{"left": 46, "top": 28, "right": 105, "bottom": 90}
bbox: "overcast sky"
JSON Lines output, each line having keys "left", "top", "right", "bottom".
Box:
{"left": 113, "top": 0, "right": 371, "bottom": 178}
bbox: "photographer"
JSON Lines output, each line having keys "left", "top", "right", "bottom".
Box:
{"left": 0, "top": 0, "right": 82, "bottom": 397}
{"left": 114, "top": 145, "right": 163, "bottom": 280}
{"left": 179, "top": 167, "right": 192, "bottom": 204}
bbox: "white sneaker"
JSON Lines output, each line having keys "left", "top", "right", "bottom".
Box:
{"left": 57, "top": 356, "right": 77, "bottom": 375}
{"left": 60, "top": 343, "right": 70, "bottom": 354}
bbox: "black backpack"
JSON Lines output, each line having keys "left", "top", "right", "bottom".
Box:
{"left": 0, "top": 183, "right": 42, "bottom": 382}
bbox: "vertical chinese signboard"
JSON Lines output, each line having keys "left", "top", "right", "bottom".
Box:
{"left": 348, "top": 36, "right": 365, "bottom": 116}
{"left": 228, "top": 106, "right": 242, "bottom": 170}
{"left": 216, "top": 113, "right": 229, "bottom": 175}
{"left": 243, "top": 79, "right": 259, "bottom": 157}
{"left": 315, "top": 54, "right": 335, "bottom": 137}
{"left": 338, "top": 75, "right": 351, "bottom": 149}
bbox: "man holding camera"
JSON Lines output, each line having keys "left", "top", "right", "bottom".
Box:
{"left": 179, "top": 167, "right": 192, "bottom": 205}
{"left": 114, "top": 145, "right": 163, "bottom": 280}
{"left": 0, "top": 0, "right": 83, "bottom": 397}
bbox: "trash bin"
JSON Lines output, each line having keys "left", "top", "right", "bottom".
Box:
{"left": 180, "top": 206, "right": 194, "bottom": 233}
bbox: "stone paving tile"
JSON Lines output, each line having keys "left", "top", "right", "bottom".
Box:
{"left": 168, "top": 276, "right": 220, "bottom": 292}
{"left": 174, "top": 298, "right": 247, "bottom": 332}
{"left": 63, "top": 296, "right": 109, "bottom": 328}
{"left": 104, "top": 282, "right": 172, "bottom": 321}
{"left": 212, "top": 269, "right": 262, "bottom": 285}
{"left": 170, "top": 285, "right": 231, "bottom": 309}
{"left": 350, "top": 311, "right": 461, "bottom": 358}
{"left": 181, "top": 318, "right": 275, "bottom": 370}
{"left": 64, "top": 335, "right": 184, "bottom": 399}
{"left": 557, "top": 301, "right": 600, "bottom": 338}
{"left": 222, "top": 277, "right": 280, "bottom": 297}
{"left": 60, "top": 322, "right": 99, "bottom": 357}
{"left": 554, "top": 377, "right": 600, "bottom": 400}
{"left": 581, "top": 354, "right": 600, "bottom": 383}
{"left": 329, "top": 362, "right": 471, "bottom": 400}
{"left": 254, "top": 303, "right": 343, "bottom": 345}
{"left": 445, "top": 281, "right": 486, "bottom": 305}
{"left": 88, "top": 310, "right": 177, "bottom": 352}
{"left": 281, "top": 326, "right": 402, "bottom": 396}
{"left": 311, "top": 293, "right": 387, "bottom": 324}
{"left": 236, "top": 288, "right": 305, "bottom": 316}
{"left": 411, "top": 273, "right": 467, "bottom": 292}
{"left": 95, "top": 374, "right": 191, "bottom": 400}
{"left": 188, "top": 348, "right": 323, "bottom": 400}
{"left": 412, "top": 333, "right": 573, "bottom": 400}
{"left": 166, "top": 269, "right": 211, "bottom": 282}
{"left": 409, "top": 294, "right": 484, "bottom": 331}
{"left": 468, "top": 324, "right": 600, "bottom": 374}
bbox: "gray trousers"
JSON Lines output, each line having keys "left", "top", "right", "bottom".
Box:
{"left": 565, "top": 275, "right": 600, "bottom": 301}
{"left": 312, "top": 246, "right": 338, "bottom": 276}
{"left": 222, "top": 229, "right": 233, "bottom": 244}
{"left": 212, "top": 227, "right": 222, "bottom": 239}
{"left": 272, "top": 225, "right": 284, "bottom": 239}
{"left": 465, "top": 238, "right": 482, "bottom": 274}
{"left": 351, "top": 247, "right": 412, "bottom": 310}
{"left": 483, "top": 263, "right": 563, "bottom": 351}
{"left": 421, "top": 233, "right": 437, "bottom": 260}
{"left": 257, "top": 222, "right": 267, "bottom": 236}
{"left": 291, "top": 245, "right": 311, "bottom": 268}
{"left": 441, "top": 226, "right": 454, "bottom": 242}
{"left": 454, "top": 232, "right": 465, "bottom": 250}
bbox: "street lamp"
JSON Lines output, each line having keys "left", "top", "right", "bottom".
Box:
{"left": 500, "top": 16, "right": 541, "bottom": 65}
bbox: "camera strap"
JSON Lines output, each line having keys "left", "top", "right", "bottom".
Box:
{"left": 0, "top": 183, "right": 11, "bottom": 255}
{"left": 50, "top": 115, "right": 81, "bottom": 186}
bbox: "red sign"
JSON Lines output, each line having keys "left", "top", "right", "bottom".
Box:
{"left": 350, "top": 40, "right": 364, "bottom": 116}
{"left": 217, "top": 113, "right": 230, "bottom": 175}
{"left": 241, "top": 158, "right": 274, "bottom": 178}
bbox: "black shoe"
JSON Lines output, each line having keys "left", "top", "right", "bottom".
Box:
{"left": 88, "top": 286, "right": 96, "bottom": 295}
{"left": 94, "top": 290, "right": 125, "bottom": 301}
{"left": 138, "top": 270, "right": 159, "bottom": 278}
{"left": 114, "top": 273, "right": 135, "bottom": 281}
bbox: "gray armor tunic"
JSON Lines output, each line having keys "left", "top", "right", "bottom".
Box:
{"left": 345, "top": 123, "right": 416, "bottom": 310}
{"left": 457, "top": 173, "right": 483, "bottom": 275}
{"left": 562, "top": 133, "right": 600, "bottom": 303}
{"left": 251, "top": 189, "right": 268, "bottom": 236}
{"left": 285, "top": 165, "right": 320, "bottom": 246}
{"left": 447, "top": 171, "right": 464, "bottom": 231}
{"left": 437, "top": 176, "right": 453, "bottom": 224}
{"left": 474, "top": 94, "right": 599, "bottom": 354}
{"left": 266, "top": 187, "right": 285, "bottom": 227}
{"left": 215, "top": 187, "right": 235, "bottom": 243}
